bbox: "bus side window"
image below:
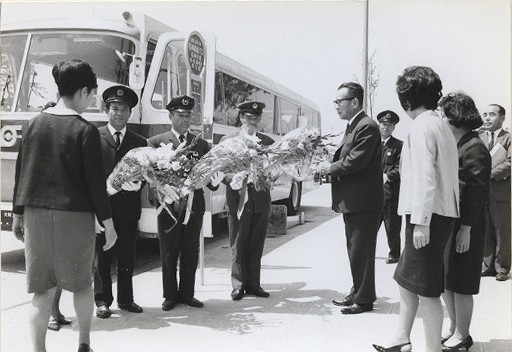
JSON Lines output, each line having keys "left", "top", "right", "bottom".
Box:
{"left": 213, "top": 71, "right": 226, "bottom": 125}
{"left": 279, "top": 98, "right": 299, "bottom": 135}
{"left": 252, "top": 87, "right": 274, "bottom": 134}
{"left": 222, "top": 73, "right": 256, "bottom": 127}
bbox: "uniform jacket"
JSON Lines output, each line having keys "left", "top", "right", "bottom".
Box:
{"left": 148, "top": 130, "right": 213, "bottom": 214}
{"left": 330, "top": 111, "right": 384, "bottom": 213}
{"left": 382, "top": 136, "right": 403, "bottom": 202}
{"left": 13, "top": 112, "right": 111, "bottom": 220}
{"left": 479, "top": 129, "right": 511, "bottom": 202}
{"left": 98, "top": 126, "right": 147, "bottom": 223}
{"left": 457, "top": 132, "right": 491, "bottom": 227}
{"left": 398, "top": 110, "right": 460, "bottom": 225}
{"left": 221, "top": 131, "right": 275, "bottom": 213}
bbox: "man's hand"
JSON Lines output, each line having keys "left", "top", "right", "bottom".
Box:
{"left": 317, "top": 161, "right": 331, "bottom": 174}
{"left": 455, "top": 225, "right": 471, "bottom": 253}
{"left": 383, "top": 173, "right": 389, "bottom": 183}
{"left": 101, "top": 218, "right": 117, "bottom": 251}
{"left": 413, "top": 224, "right": 430, "bottom": 249}
{"left": 121, "top": 180, "right": 142, "bottom": 192}
{"left": 94, "top": 216, "right": 105, "bottom": 234}
{"left": 210, "top": 171, "right": 225, "bottom": 188}
{"left": 12, "top": 214, "right": 24, "bottom": 243}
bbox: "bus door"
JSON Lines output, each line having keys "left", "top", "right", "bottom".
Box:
{"left": 139, "top": 31, "right": 217, "bottom": 241}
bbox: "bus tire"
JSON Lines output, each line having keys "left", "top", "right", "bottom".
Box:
{"left": 284, "top": 181, "right": 302, "bottom": 216}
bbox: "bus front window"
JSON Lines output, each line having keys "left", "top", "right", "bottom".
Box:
{"left": 1, "top": 35, "right": 28, "bottom": 112}
{"left": 14, "top": 33, "right": 135, "bottom": 112}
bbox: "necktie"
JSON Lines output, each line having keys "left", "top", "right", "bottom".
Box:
{"left": 179, "top": 134, "right": 185, "bottom": 143}
{"left": 489, "top": 132, "right": 495, "bottom": 150}
{"left": 114, "top": 131, "right": 121, "bottom": 149}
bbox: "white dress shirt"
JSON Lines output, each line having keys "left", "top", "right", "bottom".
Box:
{"left": 107, "top": 124, "right": 126, "bottom": 145}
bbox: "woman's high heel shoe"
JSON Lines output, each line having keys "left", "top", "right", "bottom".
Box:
{"left": 441, "top": 335, "right": 473, "bottom": 352}
{"left": 372, "top": 342, "right": 412, "bottom": 352}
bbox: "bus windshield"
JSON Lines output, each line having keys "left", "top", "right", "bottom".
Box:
{"left": 1, "top": 32, "right": 136, "bottom": 113}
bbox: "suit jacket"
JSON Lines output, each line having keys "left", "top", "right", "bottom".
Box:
{"left": 221, "top": 131, "right": 275, "bottom": 213}
{"left": 148, "top": 130, "right": 213, "bottom": 214}
{"left": 458, "top": 132, "right": 491, "bottom": 227}
{"left": 330, "top": 111, "right": 384, "bottom": 213}
{"left": 479, "top": 129, "right": 511, "bottom": 202}
{"left": 99, "top": 126, "right": 147, "bottom": 223}
{"left": 382, "top": 136, "right": 403, "bottom": 202}
{"left": 13, "top": 113, "right": 111, "bottom": 220}
{"left": 398, "top": 110, "right": 460, "bottom": 225}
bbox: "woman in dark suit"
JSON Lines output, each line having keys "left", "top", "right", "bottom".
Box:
{"left": 439, "top": 92, "right": 491, "bottom": 351}
{"left": 12, "top": 60, "right": 117, "bottom": 352}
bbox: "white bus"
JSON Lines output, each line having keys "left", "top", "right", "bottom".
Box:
{"left": 0, "top": 8, "right": 321, "bottom": 238}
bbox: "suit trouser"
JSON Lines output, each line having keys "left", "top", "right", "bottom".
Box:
{"left": 483, "top": 198, "right": 511, "bottom": 274}
{"left": 94, "top": 221, "right": 138, "bottom": 306}
{"left": 381, "top": 198, "right": 402, "bottom": 259}
{"left": 228, "top": 207, "right": 270, "bottom": 290}
{"left": 157, "top": 210, "right": 203, "bottom": 300}
{"left": 343, "top": 209, "right": 380, "bottom": 304}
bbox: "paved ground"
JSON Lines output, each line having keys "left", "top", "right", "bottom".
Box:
{"left": 1, "top": 185, "right": 511, "bottom": 352}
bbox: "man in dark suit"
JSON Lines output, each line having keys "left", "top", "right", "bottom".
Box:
{"left": 480, "top": 104, "right": 511, "bottom": 282}
{"left": 148, "top": 95, "right": 223, "bottom": 310}
{"left": 319, "top": 82, "right": 383, "bottom": 314}
{"left": 94, "top": 85, "right": 147, "bottom": 318}
{"left": 377, "top": 110, "right": 403, "bottom": 264}
{"left": 222, "top": 101, "right": 275, "bottom": 301}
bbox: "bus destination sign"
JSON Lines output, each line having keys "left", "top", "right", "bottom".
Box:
{"left": 186, "top": 32, "right": 205, "bottom": 76}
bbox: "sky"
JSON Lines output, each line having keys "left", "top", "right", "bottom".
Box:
{"left": 1, "top": 0, "right": 510, "bottom": 140}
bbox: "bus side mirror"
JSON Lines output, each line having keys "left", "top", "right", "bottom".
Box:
{"left": 129, "top": 57, "right": 144, "bottom": 90}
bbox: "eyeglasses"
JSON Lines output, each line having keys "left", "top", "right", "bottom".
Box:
{"left": 333, "top": 97, "right": 355, "bottom": 106}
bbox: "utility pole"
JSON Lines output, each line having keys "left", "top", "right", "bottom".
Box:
{"left": 362, "top": 0, "right": 369, "bottom": 111}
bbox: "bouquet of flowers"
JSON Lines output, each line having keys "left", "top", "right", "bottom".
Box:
{"left": 187, "top": 134, "right": 266, "bottom": 191}
{"left": 107, "top": 137, "right": 199, "bottom": 212}
{"left": 267, "top": 127, "right": 337, "bottom": 181}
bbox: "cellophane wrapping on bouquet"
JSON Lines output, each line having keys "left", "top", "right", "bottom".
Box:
{"left": 106, "top": 139, "right": 199, "bottom": 209}
{"left": 267, "top": 127, "right": 336, "bottom": 181}
{"left": 187, "top": 134, "right": 271, "bottom": 191}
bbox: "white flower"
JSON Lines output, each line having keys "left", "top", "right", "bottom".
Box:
{"left": 297, "top": 142, "right": 304, "bottom": 149}
{"left": 280, "top": 141, "right": 289, "bottom": 150}
{"left": 249, "top": 149, "right": 258, "bottom": 157}
{"left": 171, "top": 161, "right": 181, "bottom": 171}
{"left": 157, "top": 160, "right": 170, "bottom": 170}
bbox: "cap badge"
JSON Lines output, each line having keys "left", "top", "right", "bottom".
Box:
{"left": 182, "top": 98, "right": 189, "bottom": 106}
{"left": 117, "top": 89, "right": 124, "bottom": 97}
{"left": 252, "top": 103, "right": 258, "bottom": 109}
{"left": 385, "top": 113, "right": 391, "bottom": 118}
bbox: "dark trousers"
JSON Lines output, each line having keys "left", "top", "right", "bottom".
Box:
{"left": 228, "top": 207, "right": 270, "bottom": 290}
{"left": 157, "top": 210, "right": 203, "bottom": 300}
{"left": 381, "top": 198, "right": 402, "bottom": 259}
{"left": 483, "top": 199, "right": 511, "bottom": 274}
{"left": 343, "top": 209, "right": 380, "bottom": 304}
{"left": 94, "top": 221, "right": 138, "bottom": 306}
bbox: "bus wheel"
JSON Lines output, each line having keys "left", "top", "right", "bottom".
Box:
{"left": 285, "top": 181, "right": 302, "bottom": 216}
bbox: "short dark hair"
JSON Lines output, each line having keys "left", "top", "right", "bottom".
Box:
{"left": 337, "top": 82, "right": 364, "bottom": 107}
{"left": 396, "top": 66, "right": 442, "bottom": 111}
{"left": 52, "top": 59, "right": 98, "bottom": 98}
{"left": 439, "top": 91, "right": 483, "bottom": 129}
{"left": 489, "top": 104, "right": 506, "bottom": 117}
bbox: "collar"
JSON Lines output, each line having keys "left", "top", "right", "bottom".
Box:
{"left": 107, "top": 123, "right": 126, "bottom": 137}
{"left": 458, "top": 131, "right": 479, "bottom": 148}
{"left": 348, "top": 109, "right": 364, "bottom": 126}
{"left": 382, "top": 136, "right": 391, "bottom": 145}
{"left": 240, "top": 126, "right": 261, "bottom": 144}
{"left": 488, "top": 128, "right": 502, "bottom": 136}
{"left": 44, "top": 100, "right": 80, "bottom": 116}
{"left": 171, "top": 128, "right": 188, "bottom": 141}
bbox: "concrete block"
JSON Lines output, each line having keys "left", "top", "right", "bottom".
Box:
{"left": 267, "top": 204, "right": 287, "bottom": 235}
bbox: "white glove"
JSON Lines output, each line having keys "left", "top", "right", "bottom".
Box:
{"left": 121, "top": 180, "right": 142, "bottom": 192}
{"left": 210, "top": 170, "right": 225, "bottom": 187}
{"left": 230, "top": 171, "right": 248, "bottom": 190}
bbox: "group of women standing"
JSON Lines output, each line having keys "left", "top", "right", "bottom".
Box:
{"left": 373, "top": 66, "right": 492, "bottom": 352}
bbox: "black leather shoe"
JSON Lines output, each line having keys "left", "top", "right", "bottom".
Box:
{"left": 481, "top": 268, "right": 497, "bottom": 277}
{"left": 231, "top": 289, "right": 244, "bottom": 301}
{"left": 442, "top": 335, "right": 473, "bottom": 351}
{"left": 496, "top": 273, "right": 509, "bottom": 281}
{"left": 96, "top": 305, "right": 112, "bottom": 319}
{"left": 245, "top": 287, "right": 270, "bottom": 297}
{"left": 386, "top": 256, "right": 399, "bottom": 264}
{"left": 78, "top": 343, "right": 94, "bottom": 352}
{"left": 118, "top": 302, "right": 143, "bottom": 313}
{"left": 340, "top": 303, "right": 373, "bottom": 315}
{"left": 56, "top": 316, "right": 72, "bottom": 325}
{"left": 179, "top": 297, "right": 204, "bottom": 308}
{"left": 333, "top": 294, "right": 353, "bottom": 307}
{"left": 162, "top": 299, "right": 177, "bottom": 311}
{"left": 372, "top": 342, "right": 411, "bottom": 352}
